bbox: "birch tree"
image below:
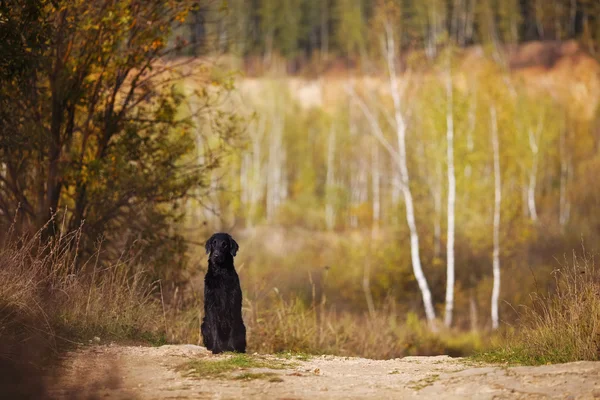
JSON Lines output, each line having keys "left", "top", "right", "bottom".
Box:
{"left": 345, "top": 9, "right": 437, "bottom": 325}
{"left": 444, "top": 54, "right": 457, "bottom": 328}
{"left": 381, "top": 21, "right": 436, "bottom": 326}
{"left": 490, "top": 106, "right": 502, "bottom": 330}
{"left": 527, "top": 113, "right": 544, "bottom": 222}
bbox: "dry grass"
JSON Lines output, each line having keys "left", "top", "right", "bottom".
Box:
{"left": 244, "top": 295, "right": 485, "bottom": 359}
{"left": 477, "top": 252, "right": 600, "bottom": 365}
{"left": 0, "top": 225, "right": 165, "bottom": 356}
{"left": 167, "top": 290, "right": 486, "bottom": 360}
{"left": 0, "top": 221, "right": 165, "bottom": 397}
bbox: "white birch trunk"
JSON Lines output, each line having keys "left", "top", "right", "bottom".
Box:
{"left": 346, "top": 21, "right": 437, "bottom": 326}
{"left": 385, "top": 22, "right": 436, "bottom": 326}
{"left": 350, "top": 82, "right": 436, "bottom": 324}
{"left": 490, "top": 106, "right": 502, "bottom": 330}
{"left": 527, "top": 115, "right": 543, "bottom": 222}
{"left": 444, "top": 62, "right": 456, "bottom": 328}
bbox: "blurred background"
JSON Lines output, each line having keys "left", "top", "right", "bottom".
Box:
{"left": 1, "top": 0, "right": 599, "bottom": 370}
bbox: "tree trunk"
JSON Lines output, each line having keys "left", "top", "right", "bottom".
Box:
{"left": 444, "top": 61, "right": 456, "bottom": 328}
{"left": 386, "top": 22, "right": 436, "bottom": 326}
{"left": 45, "top": 82, "right": 64, "bottom": 235}
{"left": 490, "top": 106, "right": 502, "bottom": 330}
{"left": 347, "top": 21, "right": 436, "bottom": 325}
{"left": 527, "top": 127, "right": 540, "bottom": 222}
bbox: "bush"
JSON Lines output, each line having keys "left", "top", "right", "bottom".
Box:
{"left": 477, "top": 252, "right": 600, "bottom": 365}
{"left": 0, "top": 226, "right": 165, "bottom": 372}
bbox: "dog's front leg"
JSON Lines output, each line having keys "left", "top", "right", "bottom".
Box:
{"left": 204, "top": 313, "right": 225, "bottom": 354}
{"left": 201, "top": 317, "right": 214, "bottom": 351}
{"left": 211, "top": 325, "right": 225, "bottom": 354}
{"left": 229, "top": 324, "right": 246, "bottom": 353}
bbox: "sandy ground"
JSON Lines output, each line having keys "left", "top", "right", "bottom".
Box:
{"left": 46, "top": 344, "right": 600, "bottom": 400}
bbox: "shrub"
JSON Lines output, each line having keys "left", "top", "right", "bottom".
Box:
{"left": 0, "top": 226, "right": 164, "bottom": 374}
{"left": 477, "top": 252, "right": 600, "bottom": 365}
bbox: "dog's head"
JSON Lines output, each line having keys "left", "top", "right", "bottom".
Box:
{"left": 205, "top": 233, "right": 239, "bottom": 264}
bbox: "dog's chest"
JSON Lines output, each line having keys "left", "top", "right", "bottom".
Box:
{"left": 205, "top": 273, "right": 238, "bottom": 308}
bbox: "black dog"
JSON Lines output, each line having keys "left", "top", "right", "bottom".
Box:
{"left": 201, "top": 233, "right": 246, "bottom": 354}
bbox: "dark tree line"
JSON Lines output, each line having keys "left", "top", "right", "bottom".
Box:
{"left": 180, "top": 0, "right": 600, "bottom": 61}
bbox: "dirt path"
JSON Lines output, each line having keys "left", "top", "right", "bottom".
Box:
{"left": 47, "top": 344, "right": 600, "bottom": 399}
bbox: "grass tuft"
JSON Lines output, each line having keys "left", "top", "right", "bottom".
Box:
{"left": 233, "top": 372, "right": 281, "bottom": 381}
{"left": 180, "top": 353, "right": 292, "bottom": 379}
{"left": 475, "top": 252, "right": 600, "bottom": 365}
{"left": 275, "top": 351, "right": 313, "bottom": 361}
{"left": 409, "top": 374, "right": 440, "bottom": 390}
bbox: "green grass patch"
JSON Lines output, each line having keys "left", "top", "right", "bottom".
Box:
{"left": 179, "top": 353, "right": 294, "bottom": 379}
{"left": 473, "top": 346, "right": 545, "bottom": 366}
{"left": 409, "top": 374, "right": 440, "bottom": 390}
{"left": 233, "top": 372, "right": 283, "bottom": 382}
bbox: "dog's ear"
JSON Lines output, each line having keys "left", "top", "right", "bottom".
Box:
{"left": 229, "top": 236, "right": 239, "bottom": 257}
{"left": 205, "top": 236, "right": 213, "bottom": 255}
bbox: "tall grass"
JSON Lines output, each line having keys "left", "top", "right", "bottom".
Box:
{"left": 0, "top": 225, "right": 165, "bottom": 356}
{"left": 478, "top": 252, "right": 600, "bottom": 365}
{"left": 0, "top": 223, "right": 165, "bottom": 396}
{"left": 244, "top": 294, "right": 485, "bottom": 359}
{"left": 167, "top": 288, "right": 486, "bottom": 359}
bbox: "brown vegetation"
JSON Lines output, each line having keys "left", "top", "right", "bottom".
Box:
{"left": 0, "top": 224, "right": 164, "bottom": 396}
{"left": 478, "top": 251, "right": 600, "bottom": 364}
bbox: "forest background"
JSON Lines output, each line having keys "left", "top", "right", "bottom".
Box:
{"left": 1, "top": 0, "right": 599, "bottom": 366}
